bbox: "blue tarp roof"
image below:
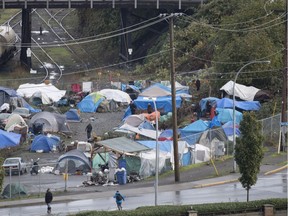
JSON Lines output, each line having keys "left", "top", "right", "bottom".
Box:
{"left": 0, "top": 129, "right": 21, "bottom": 149}
{"left": 216, "top": 98, "right": 261, "bottom": 111}
{"left": 137, "top": 140, "right": 172, "bottom": 153}
{"left": 216, "top": 108, "right": 243, "bottom": 124}
{"left": 180, "top": 120, "right": 209, "bottom": 145}
{"left": 222, "top": 121, "right": 241, "bottom": 137}
{"left": 30, "top": 135, "right": 60, "bottom": 152}
{"left": 134, "top": 95, "right": 182, "bottom": 113}
{"left": 199, "top": 97, "right": 219, "bottom": 112}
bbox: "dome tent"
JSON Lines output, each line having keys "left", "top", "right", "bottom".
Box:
{"left": 54, "top": 149, "right": 91, "bottom": 174}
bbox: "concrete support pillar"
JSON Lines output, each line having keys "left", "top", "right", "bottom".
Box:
{"left": 20, "top": 8, "right": 32, "bottom": 68}
{"left": 263, "top": 204, "right": 274, "bottom": 216}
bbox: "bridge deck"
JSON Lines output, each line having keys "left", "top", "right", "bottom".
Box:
{"left": 1, "top": 0, "right": 204, "bottom": 9}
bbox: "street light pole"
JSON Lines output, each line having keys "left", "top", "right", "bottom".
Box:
{"left": 151, "top": 98, "right": 159, "bottom": 206}
{"left": 233, "top": 60, "right": 270, "bottom": 172}
{"left": 143, "top": 97, "right": 159, "bottom": 205}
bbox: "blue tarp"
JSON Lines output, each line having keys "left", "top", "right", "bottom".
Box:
{"left": 216, "top": 108, "right": 243, "bottom": 124}
{"left": 30, "top": 135, "right": 60, "bottom": 152}
{"left": 0, "top": 86, "right": 17, "bottom": 97}
{"left": 199, "top": 97, "right": 219, "bottom": 112}
{"left": 180, "top": 120, "right": 209, "bottom": 145}
{"left": 65, "top": 109, "right": 80, "bottom": 121}
{"left": 222, "top": 121, "right": 241, "bottom": 137}
{"left": 0, "top": 129, "right": 21, "bottom": 149}
{"left": 20, "top": 97, "right": 41, "bottom": 113}
{"left": 216, "top": 98, "right": 261, "bottom": 111}
{"left": 134, "top": 95, "right": 182, "bottom": 113}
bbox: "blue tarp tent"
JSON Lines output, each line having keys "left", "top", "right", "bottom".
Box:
{"left": 65, "top": 109, "right": 80, "bottom": 122}
{"left": 222, "top": 121, "right": 241, "bottom": 137}
{"left": 180, "top": 119, "right": 209, "bottom": 145}
{"left": 30, "top": 135, "right": 61, "bottom": 152}
{"left": 0, "top": 129, "right": 21, "bottom": 149}
{"left": 134, "top": 95, "right": 182, "bottom": 113}
{"left": 77, "top": 92, "right": 105, "bottom": 113}
{"left": 216, "top": 108, "right": 243, "bottom": 124}
{"left": 19, "top": 97, "right": 41, "bottom": 113}
{"left": 216, "top": 98, "right": 261, "bottom": 111}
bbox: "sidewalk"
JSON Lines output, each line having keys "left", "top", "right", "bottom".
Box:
{"left": 1, "top": 164, "right": 286, "bottom": 208}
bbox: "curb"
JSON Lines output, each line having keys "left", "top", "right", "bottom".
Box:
{"left": 264, "top": 164, "right": 288, "bottom": 176}
{"left": 192, "top": 179, "right": 239, "bottom": 188}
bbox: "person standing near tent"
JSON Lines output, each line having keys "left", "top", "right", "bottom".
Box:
{"left": 45, "top": 188, "right": 53, "bottom": 214}
{"left": 113, "top": 190, "right": 125, "bottom": 210}
{"left": 129, "top": 101, "right": 137, "bottom": 115}
{"left": 85, "top": 122, "right": 92, "bottom": 140}
{"left": 147, "top": 103, "right": 153, "bottom": 114}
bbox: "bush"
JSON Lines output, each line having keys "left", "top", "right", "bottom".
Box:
{"left": 74, "top": 198, "right": 287, "bottom": 216}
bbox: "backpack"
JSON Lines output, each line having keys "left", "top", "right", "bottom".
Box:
{"left": 116, "top": 193, "right": 122, "bottom": 201}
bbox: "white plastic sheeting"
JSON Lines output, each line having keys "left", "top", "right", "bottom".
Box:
{"left": 17, "top": 83, "right": 66, "bottom": 103}
{"left": 99, "top": 89, "right": 131, "bottom": 104}
{"left": 220, "top": 80, "right": 259, "bottom": 101}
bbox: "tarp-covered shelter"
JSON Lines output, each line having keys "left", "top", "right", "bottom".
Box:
{"left": 29, "top": 111, "right": 71, "bottom": 134}
{"left": 99, "top": 89, "right": 131, "bottom": 104}
{"left": 119, "top": 123, "right": 158, "bottom": 139}
{"left": 199, "top": 97, "right": 219, "bottom": 112}
{"left": 216, "top": 98, "right": 261, "bottom": 111}
{"left": 1, "top": 183, "right": 27, "bottom": 198}
{"left": 17, "top": 83, "right": 66, "bottom": 103}
{"left": 77, "top": 92, "right": 105, "bottom": 113}
{"left": 216, "top": 108, "right": 243, "bottom": 124}
{"left": 0, "top": 129, "right": 21, "bottom": 149}
{"left": 139, "top": 83, "right": 171, "bottom": 97}
{"left": 180, "top": 119, "right": 209, "bottom": 144}
{"left": 30, "top": 134, "right": 60, "bottom": 152}
{"left": 198, "top": 128, "right": 227, "bottom": 157}
{"left": 222, "top": 121, "right": 241, "bottom": 141}
{"left": 134, "top": 95, "right": 182, "bottom": 114}
{"left": 0, "top": 86, "right": 17, "bottom": 107}
{"left": 220, "top": 80, "right": 270, "bottom": 101}
{"left": 65, "top": 109, "right": 80, "bottom": 122}
{"left": 54, "top": 149, "right": 91, "bottom": 174}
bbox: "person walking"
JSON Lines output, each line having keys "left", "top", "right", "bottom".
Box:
{"left": 113, "top": 190, "right": 125, "bottom": 210}
{"left": 85, "top": 122, "right": 92, "bottom": 140}
{"left": 45, "top": 188, "right": 53, "bottom": 214}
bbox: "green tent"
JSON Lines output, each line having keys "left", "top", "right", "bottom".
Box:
{"left": 1, "top": 183, "right": 28, "bottom": 199}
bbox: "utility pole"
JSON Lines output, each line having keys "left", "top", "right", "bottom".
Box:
{"left": 169, "top": 15, "right": 180, "bottom": 182}
{"left": 280, "top": 0, "right": 288, "bottom": 151}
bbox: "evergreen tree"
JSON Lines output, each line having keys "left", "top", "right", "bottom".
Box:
{"left": 235, "top": 112, "right": 264, "bottom": 202}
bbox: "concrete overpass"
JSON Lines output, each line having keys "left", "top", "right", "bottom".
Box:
{"left": 1, "top": 0, "right": 205, "bottom": 10}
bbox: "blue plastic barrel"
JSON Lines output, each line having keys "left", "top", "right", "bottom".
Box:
{"left": 116, "top": 171, "right": 127, "bottom": 185}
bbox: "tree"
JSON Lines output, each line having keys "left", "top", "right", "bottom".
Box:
{"left": 235, "top": 112, "right": 264, "bottom": 202}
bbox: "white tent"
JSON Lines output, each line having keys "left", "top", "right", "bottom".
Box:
{"left": 220, "top": 81, "right": 259, "bottom": 101}
{"left": 99, "top": 89, "right": 131, "bottom": 104}
{"left": 17, "top": 83, "right": 66, "bottom": 103}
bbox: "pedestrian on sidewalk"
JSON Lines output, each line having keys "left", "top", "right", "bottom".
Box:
{"left": 113, "top": 190, "right": 125, "bottom": 210}
{"left": 45, "top": 188, "right": 53, "bottom": 214}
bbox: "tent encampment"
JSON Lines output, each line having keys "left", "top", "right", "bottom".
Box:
{"left": 54, "top": 149, "right": 91, "bottom": 174}
{"left": 0, "top": 86, "right": 17, "bottom": 107}
{"left": 216, "top": 108, "right": 243, "bottom": 124}
{"left": 4, "top": 114, "right": 27, "bottom": 132}
{"left": 30, "top": 134, "right": 61, "bottom": 152}
{"left": 29, "top": 91, "right": 52, "bottom": 105}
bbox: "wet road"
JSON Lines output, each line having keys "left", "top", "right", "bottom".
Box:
{"left": 1, "top": 172, "right": 287, "bottom": 216}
